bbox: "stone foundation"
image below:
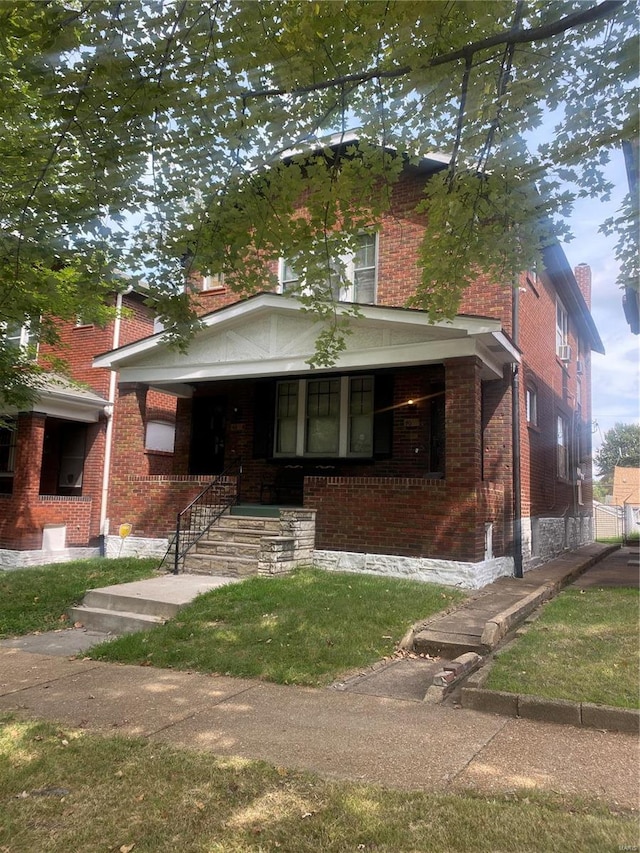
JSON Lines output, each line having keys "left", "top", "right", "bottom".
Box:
{"left": 313, "top": 549, "right": 514, "bottom": 589}
{"left": 104, "top": 535, "right": 169, "bottom": 560}
{"left": 0, "top": 547, "right": 100, "bottom": 570}
{"left": 522, "top": 514, "right": 594, "bottom": 567}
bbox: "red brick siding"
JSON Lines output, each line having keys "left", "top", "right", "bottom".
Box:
{"left": 517, "top": 271, "right": 591, "bottom": 518}
{"left": 0, "top": 413, "right": 95, "bottom": 549}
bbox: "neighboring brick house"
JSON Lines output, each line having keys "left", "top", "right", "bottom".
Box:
{"left": 92, "top": 145, "right": 604, "bottom": 588}
{"left": 0, "top": 289, "right": 177, "bottom": 567}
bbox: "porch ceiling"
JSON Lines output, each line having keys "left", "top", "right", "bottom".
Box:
{"left": 93, "top": 294, "right": 520, "bottom": 395}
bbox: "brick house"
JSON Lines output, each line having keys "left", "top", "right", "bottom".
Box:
{"left": 90, "top": 149, "right": 603, "bottom": 588}
{"left": 0, "top": 289, "right": 176, "bottom": 567}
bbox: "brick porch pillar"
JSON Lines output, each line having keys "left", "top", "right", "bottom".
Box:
{"left": 11, "top": 412, "right": 46, "bottom": 548}
{"left": 445, "top": 358, "right": 483, "bottom": 486}
{"left": 444, "top": 358, "right": 484, "bottom": 560}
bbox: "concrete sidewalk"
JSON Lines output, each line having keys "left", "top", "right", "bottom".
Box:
{"left": 1, "top": 647, "right": 638, "bottom": 809}
{"left": 0, "top": 543, "right": 637, "bottom": 809}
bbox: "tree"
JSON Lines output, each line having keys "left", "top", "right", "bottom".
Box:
{"left": 595, "top": 423, "right": 640, "bottom": 483}
{"left": 1, "top": 1, "right": 637, "bottom": 400}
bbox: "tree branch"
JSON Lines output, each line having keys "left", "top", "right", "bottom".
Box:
{"left": 242, "top": 1, "right": 624, "bottom": 100}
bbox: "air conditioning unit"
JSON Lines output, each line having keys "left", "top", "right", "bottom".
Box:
{"left": 576, "top": 360, "right": 584, "bottom": 375}
{"left": 558, "top": 344, "right": 572, "bottom": 362}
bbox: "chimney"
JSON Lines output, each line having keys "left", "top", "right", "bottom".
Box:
{"left": 574, "top": 263, "right": 592, "bottom": 308}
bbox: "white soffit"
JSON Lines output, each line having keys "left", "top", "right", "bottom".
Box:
{"left": 93, "top": 294, "right": 518, "bottom": 386}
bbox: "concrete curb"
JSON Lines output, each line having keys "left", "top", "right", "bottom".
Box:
{"left": 423, "top": 651, "right": 483, "bottom": 704}
{"left": 461, "top": 687, "right": 640, "bottom": 733}
{"left": 480, "top": 585, "right": 553, "bottom": 648}
{"left": 479, "top": 544, "right": 621, "bottom": 650}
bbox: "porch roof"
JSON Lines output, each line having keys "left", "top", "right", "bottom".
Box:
{"left": 93, "top": 294, "right": 520, "bottom": 396}
{"left": 5, "top": 374, "right": 108, "bottom": 422}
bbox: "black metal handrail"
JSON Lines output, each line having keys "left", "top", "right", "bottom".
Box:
{"left": 173, "top": 459, "right": 242, "bottom": 574}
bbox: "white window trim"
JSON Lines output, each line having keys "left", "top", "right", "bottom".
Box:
{"left": 275, "top": 375, "right": 374, "bottom": 458}
{"left": 202, "top": 273, "right": 225, "bottom": 291}
{"left": 279, "top": 234, "right": 378, "bottom": 304}
{"left": 3, "top": 321, "right": 32, "bottom": 348}
{"left": 557, "top": 413, "right": 569, "bottom": 480}
{"left": 556, "top": 298, "right": 568, "bottom": 356}
{"left": 526, "top": 386, "right": 538, "bottom": 426}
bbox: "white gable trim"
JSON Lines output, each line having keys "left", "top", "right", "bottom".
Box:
{"left": 93, "top": 294, "right": 519, "bottom": 387}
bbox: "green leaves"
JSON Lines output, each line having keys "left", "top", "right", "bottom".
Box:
{"left": 0, "top": 0, "right": 637, "bottom": 393}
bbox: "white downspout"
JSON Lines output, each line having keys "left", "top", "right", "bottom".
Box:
{"left": 99, "top": 290, "right": 128, "bottom": 551}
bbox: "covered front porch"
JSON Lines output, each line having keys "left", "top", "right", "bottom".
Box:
{"left": 97, "top": 294, "right": 519, "bottom": 573}
{"left": 0, "top": 376, "right": 108, "bottom": 563}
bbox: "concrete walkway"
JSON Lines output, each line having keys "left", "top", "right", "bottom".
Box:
{"left": 0, "top": 544, "right": 638, "bottom": 808}
{"left": 1, "top": 645, "right": 637, "bottom": 808}
{"left": 411, "top": 542, "right": 622, "bottom": 656}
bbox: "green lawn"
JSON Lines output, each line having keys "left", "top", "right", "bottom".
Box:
{"left": 89, "top": 568, "right": 465, "bottom": 685}
{"left": 0, "top": 558, "right": 161, "bottom": 638}
{"left": 485, "top": 586, "right": 640, "bottom": 708}
{"left": 1, "top": 717, "right": 635, "bottom": 853}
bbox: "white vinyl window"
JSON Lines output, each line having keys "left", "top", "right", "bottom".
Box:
{"left": 526, "top": 386, "right": 538, "bottom": 426}
{"left": 275, "top": 376, "right": 374, "bottom": 458}
{"left": 557, "top": 414, "right": 569, "bottom": 480}
{"left": 279, "top": 234, "right": 377, "bottom": 304}
{"left": 556, "top": 299, "right": 568, "bottom": 355}
{"left": 202, "top": 273, "right": 225, "bottom": 291}
{"left": 3, "top": 321, "right": 33, "bottom": 349}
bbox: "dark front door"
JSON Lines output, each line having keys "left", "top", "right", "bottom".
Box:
{"left": 189, "top": 396, "right": 227, "bottom": 474}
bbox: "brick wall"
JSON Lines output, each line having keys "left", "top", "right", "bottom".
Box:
{"left": 516, "top": 270, "right": 592, "bottom": 522}
{"left": 0, "top": 413, "right": 95, "bottom": 549}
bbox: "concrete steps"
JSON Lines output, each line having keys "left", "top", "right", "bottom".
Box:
{"left": 68, "top": 604, "right": 166, "bottom": 635}
{"left": 180, "top": 513, "right": 283, "bottom": 577}
{"left": 68, "top": 587, "right": 173, "bottom": 635}
{"left": 68, "top": 575, "right": 236, "bottom": 636}
{"left": 182, "top": 553, "right": 259, "bottom": 577}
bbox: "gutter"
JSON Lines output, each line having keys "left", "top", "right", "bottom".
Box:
{"left": 512, "top": 280, "right": 523, "bottom": 578}
{"left": 99, "top": 289, "right": 129, "bottom": 550}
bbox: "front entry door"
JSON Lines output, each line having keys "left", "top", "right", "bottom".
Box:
{"left": 189, "top": 395, "right": 227, "bottom": 474}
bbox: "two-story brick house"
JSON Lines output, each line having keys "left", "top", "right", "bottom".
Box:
{"left": 90, "top": 146, "right": 603, "bottom": 588}
{"left": 0, "top": 289, "right": 177, "bottom": 567}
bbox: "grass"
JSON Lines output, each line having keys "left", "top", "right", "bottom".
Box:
{"left": 89, "top": 568, "right": 465, "bottom": 686}
{"left": 485, "top": 586, "right": 640, "bottom": 708}
{"left": 0, "top": 717, "right": 636, "bottom": 853}
{"left": 0, "top": 558, "right": 160, "bottom": 638}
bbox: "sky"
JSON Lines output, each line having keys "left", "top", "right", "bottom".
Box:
{"left": 558, "top": 148, "right": 639, "bottom": 457}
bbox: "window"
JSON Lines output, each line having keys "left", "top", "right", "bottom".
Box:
{"left": 3, "top": 321, "right": 33, "bottom": 349}
{"left": 556, "top": 414, "right": 569, "bottom": 479}
{"left": 280, "top": 234, "right": 378, "bottom": 304}
{"left": 275, "top": 375, "right": 374, "bottom": 458}
{"left": 145, "top": 421, "right": 176, "bottom": 453}
{"left": 556, "top": 299, "right": 568, "bottom": 355}
{"left": 202, "top": 273, "right": 225, "bottom": 291}
{"left": 526, "top": 386, "right": 538, "bottom": 426}
{"left": 0, "top": 421, "right": 16, "bottom": 494}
